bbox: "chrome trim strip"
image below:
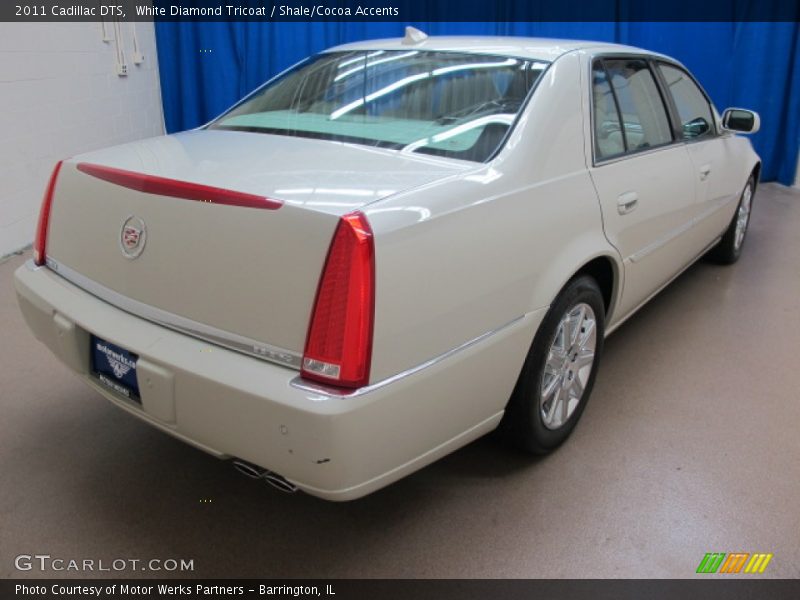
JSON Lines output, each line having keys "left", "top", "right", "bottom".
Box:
{"left": 25, "top": 259, "right": 43, "bottom": 271}
{"left": 290, "top": 314, "right": 527, "bottom": 398}
{"left": 46, "top": 259, "right": 302, "bottom": 369}
{"left": 627, "top": 198, "right": 734, "bottom": 264}
{"left": 606, "top": 235, "right": 722, "bottom": 336}
{"left": 694, "top": 195, "right": 735, "bottom": 224}
{"left": 628, "top": 219, "right": 694, "bottom": 264}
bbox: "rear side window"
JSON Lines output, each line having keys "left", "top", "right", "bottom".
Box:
{"left": 592, "top": 58, "right": 674, "bottom": 160}
{"left": 592, "top": 64, "right": 625, "bottom": 158}
{"left": 658, "top": 63, "right": 715, "bottom": 140}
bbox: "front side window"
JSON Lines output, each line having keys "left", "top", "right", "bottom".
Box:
{"left": 592, "top": 58, "right": 674, "bottom": 160}
{"left": 658, "top": 63, "right": 715, "bottom": 140}
{"left": 210, "top": 51, "right": 548, "bottom": 162}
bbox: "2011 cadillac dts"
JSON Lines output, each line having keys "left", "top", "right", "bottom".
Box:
{"left": 15, "top": 32, "right": 761, "bottom": 500}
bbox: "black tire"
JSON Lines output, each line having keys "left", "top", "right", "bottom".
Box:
{"left": 501, "top": 275, "right": 605, "bottom": 454}
{"left": 706, "top": 176, "right": 755, "bottom": 265}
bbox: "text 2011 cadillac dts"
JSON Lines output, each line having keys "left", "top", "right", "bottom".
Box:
{"left": 15, "top": 32, "right": 761, "bottom": 500}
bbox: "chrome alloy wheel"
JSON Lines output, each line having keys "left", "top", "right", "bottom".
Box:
{"left": 734, "top": 183, "right": 753, "bottom": 251}
{"left": 540, "top": 302, "right": 597, "bottom": 430}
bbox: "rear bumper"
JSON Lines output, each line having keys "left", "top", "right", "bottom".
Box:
{"left": 14, "top": 261, "right": 541, "bottom": 500}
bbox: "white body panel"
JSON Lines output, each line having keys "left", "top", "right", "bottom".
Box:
{"left": 15, "top": 36, "right": 761, "bottom": 499}
{"left": 45, "top": 132, "right": 471, "bottom": 363}
{"left": 686, "top": 134, "right": 758, "bottom": 242}
{"left": 589, "top": 146, "right": 699, "bottom": 317}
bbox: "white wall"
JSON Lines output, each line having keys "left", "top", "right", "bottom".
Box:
{"left": 795, "top": 153, "right": 800, "bottom": 188}
{"left": 0, "top": 22, "right": 165, "bottom": 257}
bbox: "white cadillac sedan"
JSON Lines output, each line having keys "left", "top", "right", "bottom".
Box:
{"left": 15, "top": 33, "right": 760, "bottom": 500}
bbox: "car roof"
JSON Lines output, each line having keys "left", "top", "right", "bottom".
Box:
{"left": 326, "top": 35, "right": 668, "bottom": 63}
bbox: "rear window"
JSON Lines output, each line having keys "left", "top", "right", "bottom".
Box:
{"left": 210, "top": 50, "right": 548, "bottom": 162}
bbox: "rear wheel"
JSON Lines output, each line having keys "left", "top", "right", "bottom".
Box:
{"left": 502, "top": 275, "right": 605, "bottom": 453}
{"left": 707, "top": 176, "right": 755, "bottom": 264}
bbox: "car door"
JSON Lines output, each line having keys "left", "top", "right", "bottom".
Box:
{"left": 655, "top": 61, "right": 740, "bottom": 244}
{"left": 587, "top": 56, "right": 701, "bottom": 320}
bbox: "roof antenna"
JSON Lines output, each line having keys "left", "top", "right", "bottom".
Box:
{"left": 402, "top": 26, "right": 428, "bottom": 45}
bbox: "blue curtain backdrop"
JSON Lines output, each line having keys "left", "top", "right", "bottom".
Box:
{"left": 154, "top": 21, "right": 800, "bottom": 184}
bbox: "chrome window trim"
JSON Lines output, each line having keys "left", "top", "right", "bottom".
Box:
{"left": 653, "top": 59, "right": 721, "bottom": 140}
{"left": 592, "top": 140, "right": 684, "bottom": 167}
{"left": 588, "top": 52, "right": 724, "bottom": 168}
{"left": 588, "top": 52, "right": 684, "bottom": 168}
{"left": 290, "top": 314, "right": 527, "bottom": 398}
{"left": 42, "top": 259, "right": 303, "bottom": 369}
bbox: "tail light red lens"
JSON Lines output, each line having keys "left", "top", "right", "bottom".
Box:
{"left": 76, "top": 163, "right": 282, "bottom": 210}
{"left": 33, "top": 160, "right": 64, "bottom": 266}
{"left": 301, "top": 212, "right": 375, "bottom": 389}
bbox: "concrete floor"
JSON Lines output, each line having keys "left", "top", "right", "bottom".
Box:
{"left": 1, "top": 183, "right": 798, "bottom": 579}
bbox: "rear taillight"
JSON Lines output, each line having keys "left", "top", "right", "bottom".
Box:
{"left": 76, "top": 162, "right": 282, "bottom": 210}
{"left": 33, "top": 160, "right": 64, "bottom": 266}
{"left": 301, "top": 212, "right": 375, "bottom": 389}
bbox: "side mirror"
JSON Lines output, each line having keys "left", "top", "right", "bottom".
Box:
{"left": 721, "top": 108, "right": 760, "bottom": 134}
{"left": 683, "top": 117, "right": 711, "bottom": 138}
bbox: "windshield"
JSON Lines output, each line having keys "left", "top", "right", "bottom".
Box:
{"left": 210, "top": 50, "right": 548, "bottom": 162}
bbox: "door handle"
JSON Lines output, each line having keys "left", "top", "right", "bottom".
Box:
{"left": 699, "top": 164, "right": 712, "bottom": 180}
{"left": 617, "top": 191, "right": 639, "bottom": 215}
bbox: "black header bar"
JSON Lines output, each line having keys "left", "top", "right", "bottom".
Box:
{"left": 2, "top": 0, "right": 799, "bottom": 22}
{"left": 5, "top": 579, "right": 800, "bottom": 600}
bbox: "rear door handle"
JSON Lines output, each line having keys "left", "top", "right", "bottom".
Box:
{"left": 617, "top": 191, "right": 639, "bottom": 215}
{"left": 699, "top": 164, "right": 712, "bottom": 180}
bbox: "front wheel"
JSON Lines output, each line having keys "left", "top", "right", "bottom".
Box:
{"left": 707, "top": 176, "right": 755, "bottom": 264}
{"left": 501, "top": 275, "right": 605, "bottom": 454}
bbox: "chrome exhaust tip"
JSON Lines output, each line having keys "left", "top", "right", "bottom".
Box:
{"left": 263, "top": 472, "right": 298, "bottom": 494}
{"left": 232, "top": 459, "right": 266, "bottom": 480}
{"left": 231, "top": 459, "right": 298, "bottom": 494}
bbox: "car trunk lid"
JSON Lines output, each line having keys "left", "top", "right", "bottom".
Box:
{"left": 44, "top": 130, "right": 470, "bottom": 365}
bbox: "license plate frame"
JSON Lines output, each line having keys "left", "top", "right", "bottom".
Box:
{"left": 90, "top": 335, "right": 140, "bottom": 402}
